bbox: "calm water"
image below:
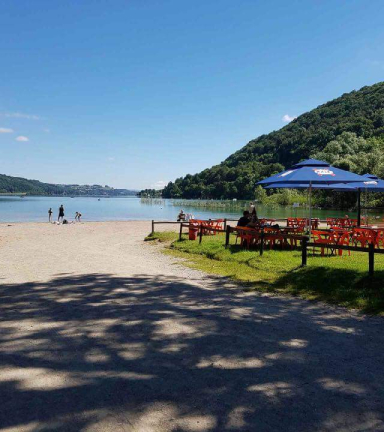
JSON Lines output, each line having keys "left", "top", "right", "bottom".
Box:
{"left": 0, "top": 196, "right": 379, "bottom": 223}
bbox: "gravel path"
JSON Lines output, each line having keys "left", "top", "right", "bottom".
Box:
{"left": 0, "top": 221, "right": 383, "bottom": 431}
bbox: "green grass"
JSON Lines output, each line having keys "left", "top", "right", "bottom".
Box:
{"left": 148, "top": 231, "right": 384, "bottom": 314}
{"left": 144, "top": 231, "right": 179, "bottom": 243}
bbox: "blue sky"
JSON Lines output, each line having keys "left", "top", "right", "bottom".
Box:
{"left": 1, "top": 0, "right": 383, "bottom": 189}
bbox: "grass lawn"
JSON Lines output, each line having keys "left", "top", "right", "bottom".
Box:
{"left": 145, "top": 231, "right": 384, "bottom": 314}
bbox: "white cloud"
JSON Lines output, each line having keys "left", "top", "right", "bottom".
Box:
{"left": 151, "top": 180, "right": 168, "bottom": 190}
{"left": 107, "top": 157, "right": 115, "bottom": 161}
{"left": 0, "top": 127, "right": 13, "bottom": 133}
{"left": 282, "top": 114, "right": 297, "bottom": 123}
{"left": 16, "top": 136, "right": 29, "bottom": 142}
{"left": 1, "top": 112, "right": 40, "bottom": 120}
{"left": 43, "top": 128, "right": 50, "bottom": 133}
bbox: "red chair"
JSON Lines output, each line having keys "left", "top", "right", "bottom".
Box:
{"left": 332, "top": 231, "right": 351, "bottom": 256}
{"left": 352, "top": 228, "right": 377, "bottom": 248}
{"left": 263, "top": 227, "right": 285, "bottom": 249}
{"left": 236, "top": 226, "right": 260, "bottom": 249}
{"left": 297, "top": 219, "right": 308, "bottom": 230}
{"left": 312, "top": 230, "right": 332, "bottom": 256}
{"left": 204, "top": 219, "right": 224, "bottom": 235}
{"left": 287, "top": 218, "right": 297, "bottom": 228}
{"left": 212, "top": 219, "right": 224, "bottom": 233}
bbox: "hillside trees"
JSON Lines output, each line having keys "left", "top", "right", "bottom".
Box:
{"left": 156, "top": 82, "right": 384, "bottom": 204}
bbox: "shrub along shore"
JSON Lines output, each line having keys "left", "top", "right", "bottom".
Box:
{"left": 146, "top": 231, "right": 384, "bottom": 315}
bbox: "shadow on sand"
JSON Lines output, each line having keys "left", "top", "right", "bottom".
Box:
{"left": 1, "top": 272, "right": 384, "bottom": 431}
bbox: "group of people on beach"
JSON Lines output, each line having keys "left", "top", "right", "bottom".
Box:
{"left": 48, "top": 205, "right": 82, "bottom": 224}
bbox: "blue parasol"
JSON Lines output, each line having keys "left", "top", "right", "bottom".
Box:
{"left": 257, "top": 159, "right": 368, "bottom": 237}
{"left": 265, "top": 173, "right": 384, "bottom": 225}
{"left": 257, "top": 159, "right": 367, "bottom": 185}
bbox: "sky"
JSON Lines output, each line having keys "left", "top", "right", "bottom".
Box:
{"left": 1, "top": 0, "right": 384, "bottom": 190}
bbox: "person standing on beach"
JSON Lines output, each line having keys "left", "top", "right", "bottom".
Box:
{"left": 48, "top": 208, "right": 52, "bottom": 222}
{"left": 58, "top": 205, "right": 65, "bottom": 223}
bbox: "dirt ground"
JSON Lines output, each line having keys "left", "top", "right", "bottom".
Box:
{"left": 0, "top": 221, "right": 383, "bottom": 431}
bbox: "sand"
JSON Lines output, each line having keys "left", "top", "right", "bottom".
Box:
{"left": 1, "top": 221, "right": 384, "bottom": 431}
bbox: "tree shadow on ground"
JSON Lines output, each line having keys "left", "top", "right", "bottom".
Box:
{"left": 1, "top": 272, "right": 384, "bottom": 431}
{"left": 274, "top": 266, "right": 384, "bottom": 314}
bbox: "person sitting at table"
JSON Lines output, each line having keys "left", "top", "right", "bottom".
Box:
{"left": 246, "top": 207, "right": 260, "bottom": 228}
{"left": 237, "top": 211, "right": 250, "bottom": 227}
{"left": 177, "top": 209, "right": 186, "bottom": 221}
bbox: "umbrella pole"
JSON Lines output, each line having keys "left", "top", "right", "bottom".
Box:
{"left": 357, "top": 189, "right": 361, "bottom": 227}
{"left": 308, "top": 181, "right": 312, "bottom": 240}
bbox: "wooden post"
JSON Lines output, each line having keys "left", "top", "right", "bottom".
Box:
{"left": 225, "top": 225, "right": 231, "bottom": 248}
{"left": 224, "top": 218, "right": 227, "bottom": 231}
{"left": 369, "top": 242, "right": 375, "bottom": 276}
{"left": 225, "top": 225, "right": 231, "bottom": 247}
{"left": 302, "top": 237, "right": 308, "bottom": 267}
{"left": 151, "top": 220, "right": 155, "bottom": 235}
{"left": 179, "top": 222, "right": 183, "bottom": 240}
{"left": 260, "top": 229, "right": 264, "bottom": 256}
{"left": 199, "top": 224, "right": 203, "bottom": 244}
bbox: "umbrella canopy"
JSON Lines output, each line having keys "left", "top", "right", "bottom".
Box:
{"left": 257, "top": 159, "right": 367, "bottom": 185}
{"left": 262, "top": 173, "right": 384, "bottom": 227}
{"left": 264, "top": 174, "right": 384, "bottom": 192}
{"left": 257, "top": 160, "right": 370, "bottom": 236}
{"left": 358, "top": 174, "right": 384, "bottom": 191}
{"left": 264, "top": 182, "right": 355, "bottom": 190}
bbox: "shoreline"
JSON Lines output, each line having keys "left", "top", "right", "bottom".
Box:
{"left": 0, "top": 219, "right": 180, "bottom": 226}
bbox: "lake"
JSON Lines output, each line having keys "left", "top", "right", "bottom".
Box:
{"left": 0, "top": 196, "right": 378, "bottom": 223}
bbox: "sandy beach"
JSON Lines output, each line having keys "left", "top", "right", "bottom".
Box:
{"left": 1, "top": 221, "right": 384, "bottom": 431}
{"left": 0, "top": 221, "right": 179, "bottom": 285}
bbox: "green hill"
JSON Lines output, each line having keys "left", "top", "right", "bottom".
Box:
{"left": 0, "top": 174, "right": 137, "bottom": 197}
{"left": 162, "top": 82, "right": 384, "bottom": 200}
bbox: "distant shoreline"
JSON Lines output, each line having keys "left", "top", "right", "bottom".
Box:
{"left": 0, "top": 194, "right": 139, "bottom": 198}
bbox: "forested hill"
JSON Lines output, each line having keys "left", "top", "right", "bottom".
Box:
{"left": 0, "top": 173, "right": 137, "bottom": 196}
{"left": 162, "top": 81, "right": 384, "bottom": 200}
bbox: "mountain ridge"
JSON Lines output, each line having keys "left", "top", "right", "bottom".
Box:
{"left": 161, "top": 81, "right": 384, "bottom": 200}
{"left": 0, "top": 173, "right": 137, "bottom": 196}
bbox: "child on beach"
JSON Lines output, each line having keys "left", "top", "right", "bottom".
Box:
{"left": 48, "top": 208, "right": 52, "bottom": 222}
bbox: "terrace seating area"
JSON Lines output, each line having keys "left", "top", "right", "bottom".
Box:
{"left": 287, "top": 217, "right": 319, "bottom": 230}
{"left": 185, "top": 217, "right": 384, "bottom": 259}
{"left": 326, "top": 217, "right": 358, "bottom": 228}
{"left": 312, "top": 227, "right": 384, "bottom": 256}
{"left": 188, "top": 219, "right": 224, "bottom": 239}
